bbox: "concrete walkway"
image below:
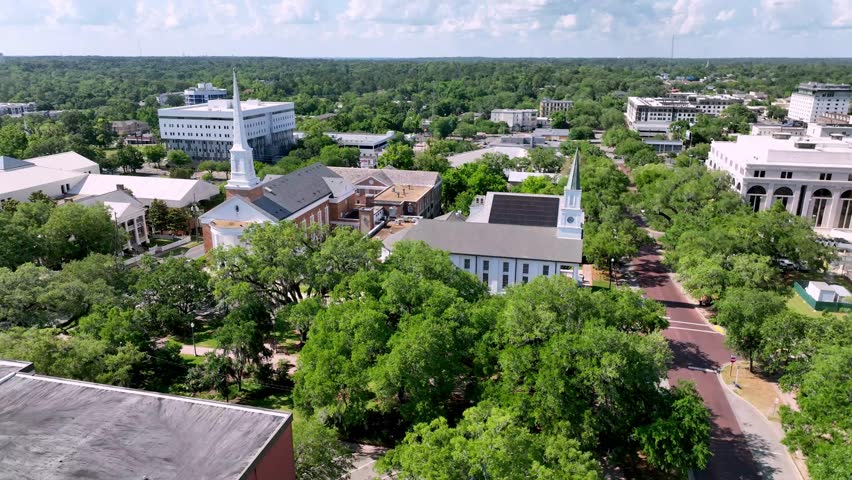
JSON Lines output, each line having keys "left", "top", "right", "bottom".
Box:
{"left": 720, "top": 376, "right": 805, "bottom": 480}
{"left": 180, "top": 343, "right": 299, "bottom": 373}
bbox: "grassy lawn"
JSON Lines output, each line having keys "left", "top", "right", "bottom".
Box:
{"left": 786, "top": 294, "right": 848, "bottom": 319}
{"left": 174, "top": 320, "right": 220, "bottom": 348}
{"left": 721, "top": 362, "right": 785, "bottom": 423}
{"left": 180, "top": 353, "right": 205, "bottom": 366}
{"left": 148, "top": 237, "right": 175, "bottom": 248}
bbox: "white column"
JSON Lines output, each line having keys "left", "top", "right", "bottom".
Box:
{"left": 826, "top": 189, "right": 843, "bottom": 229}
{"left": 799, "top": 186, "right": 813, "bottom": 220}
{"left": 764, "top": 183, "right": 775, "bottom": 211}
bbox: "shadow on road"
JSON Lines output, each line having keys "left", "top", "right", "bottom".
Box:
{"left": 668, "top": 339, "right": 720, "bottom": 370}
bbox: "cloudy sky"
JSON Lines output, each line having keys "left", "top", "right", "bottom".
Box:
{"left": 1, "top": 0, "right": 851, "bottom": 57}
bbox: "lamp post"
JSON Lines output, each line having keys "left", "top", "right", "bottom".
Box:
{"left": 609, "top": 257, "right": 615, "bottom": 289}
{"left": 190, "top": 321, "right": 197, "bottom": 357}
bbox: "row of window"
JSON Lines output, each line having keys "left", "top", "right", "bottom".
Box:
{"left": 462, "top": 258, "right": 547, "bottom": 276}
{"left": 752, "top": 170, "right": 852, "bottom": 182}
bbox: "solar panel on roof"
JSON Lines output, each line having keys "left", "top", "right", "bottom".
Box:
{"left": 488, "top": 194, "right": 559, "bottom": 227}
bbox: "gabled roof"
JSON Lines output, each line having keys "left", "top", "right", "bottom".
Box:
{"left": 25, "top": 152, "right": 99, "bottom": 172}
{"left": 488, "top": 193, "right": 560, "bottom": 227}
{"left": 75, "top": 189, "right": 146, "bottom": 223}
{"left": 0, "top": 365, "right": 292, "bottom": 480}
{"left": 253, "top": 163, "right": 339, "bottom": 220}
{"left": 70, "top": 174, "right": 219, "bottom": 207}
{"left": 0, "top": 156, "right": 31, "bottom": 171}
{"left": 327, "top": 167, "right": 441, "bottom": 188}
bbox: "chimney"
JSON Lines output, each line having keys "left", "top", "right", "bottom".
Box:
{"left": 116, "top": 184, "right": 125, "bottom": 191}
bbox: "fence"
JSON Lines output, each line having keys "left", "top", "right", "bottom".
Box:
{"left": 793, "top": 282, "right": 852, "bottom": 312}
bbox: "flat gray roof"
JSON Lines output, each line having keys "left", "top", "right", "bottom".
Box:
{"left": 0, "top": 370, "right": 292, "bottom": 480}
{"left": 384, "top": 219, "right": 582, "bottom": 263}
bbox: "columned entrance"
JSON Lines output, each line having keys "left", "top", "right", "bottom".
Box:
{"left": 810, "top": 189, "right": 833, "bottom": 228}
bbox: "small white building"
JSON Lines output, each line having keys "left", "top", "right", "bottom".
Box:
{"left": 750, "top": 124, "right": 808, "bottom": 137}
{"left": 708, "top": 134, "right": 852, "bottom": 230}
{"left": 490, "top": 109, "right": 538, "bottom": 131}
{"left": 184, "top": 82, "right": 227, "bottom": 106}
{"left": 324, "top": 131, "right": 394, "bottom": 168}
{"left": 788, "top": 83, "right": 851, "bottom": 124}
{"left": 69, "top": 174, "right": 220, "bottom": 208}
{"left": 804, "top": 281, "right": 851, "bottom": 303}
{"left": 76, "top": 189, "right": 149, "bottom": 248}
{"left": 158, "top": 98, "right": 296, "bottom": 161}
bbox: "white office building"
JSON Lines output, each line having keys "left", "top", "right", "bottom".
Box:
{"left": 539, "top": 99, "right": 573, "bottom": 118}
{"left": 625, "top": 94, "right": 743, "bottom": 137}
{"left": 184, "top": 82, "right": 227, "bottom": 106}
{"left": 788, "top": 83, "right": 851, "bottom": 124}
{"left": 708, "top": 134, "right": 852, "bottom": 230}
{"left": 324, "top": 131, "right": 394, "bottom": 168}
{"left": 750, "top": 124, "right": 807, "bottom": 137}
{"left": 490, "top": 109, "right": 538, "bottom": 131}
{"left": 158, "top": 99, "right": 296, "bottom": 161}
{"left": 0, "top": 102, "right": 37, "bottom": 117}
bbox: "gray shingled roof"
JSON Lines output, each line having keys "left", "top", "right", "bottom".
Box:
{"left": 384, "top": 219, "right": 582, "bottom": 263}
{"left": 0, "top": 370, "right": 292, "bottom": 480}
{"left": 254, "top": 163, "right": 339, "bottom": 220}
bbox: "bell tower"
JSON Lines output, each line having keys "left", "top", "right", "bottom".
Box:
{"left": 557, "top": 149, "right": 583, "bottom": 239}
{"left": 226, "top": 69, "right": 259, "bottom": 190}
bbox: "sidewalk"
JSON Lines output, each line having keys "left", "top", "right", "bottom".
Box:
{"left": 180, "top": 343, "right": 299, "bottom": 373}
{"left": 719, "top": 375, "right": 806, "bottom": 480}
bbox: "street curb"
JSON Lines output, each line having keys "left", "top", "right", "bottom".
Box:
{"left": 716, "top": 373, "right": 806, "bottom": 480}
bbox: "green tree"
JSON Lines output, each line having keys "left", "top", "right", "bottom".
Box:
{"left": 513, "top": 175, "right": 561, "bottom": 195}
{"left": 142, "top": 144, "right": 167, "bottom": 166}
{"left": 766, "top": 105, "right": 787, "bottom": 120}
{"left": 282, "top": 297, "right": 323, "bottom": 345}
{"left": 309, "top": 226, "right": 381, "bottom": 296}
{"left": 402, "top": 112, "right": 422, "bottom": 133}
{"left": 430, "top": 116, "right": 456, "bottom": 139}
{"left": 600, "top": 108, "right": 625, "bottom": 130}
{"left": 527, "top": 147, "right": 562, "bottom": 173}
{"left": 134, "top": 257, "right": 212, "bottom": 336}
{"left": 453, "top": 122, "right": 478, "bottom": 139}
{"left": 293, "top": 418, "right": 355, "bottom": 480}
{"left": 378, "top": 143, "right": 415, "bottom": 169}
{"left": 146, "top": 199, "right": 169, "bottom": 234}
{"left": 115, "top": 145, "right": 144, "bottom": 173}
{"left": 569, "top": 126, "right": 595, "bottom": 140}
{"left": 217, "top": 307, "right": 269, "bottom": 391}
{"left": 413, "top": 152, "right": 450, "bottom": 173}
{"left": 715, "top": 288, "right": 786, "bottom": 371}
{"left": 0, "top": 123, "right": 28, "bottom": 158}
{"left": 167, "top": 149, "right": 191, "bottom": 168}
{"left": 549, "top": 110, "right": 569, "bottom": 129}
{"left": 441, "top": 162, "right": 507, "bottom": 214}
{"left": 41, "top": 203, "right": 126, "bottom": 266}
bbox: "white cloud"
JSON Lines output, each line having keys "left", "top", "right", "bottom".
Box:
{"left": 269, "top": 0, "right": 321, "bottom": 24}
{"left": 716, "top": 9, "right": 736, "bottom": 21}
{"left": 597, "top": 12, "right": 614, "bottom": 33}
{"left": 46, "top": 0, "right": 77, "bottom": 25}
{"left": 669, "top": 0, "right": 706, "bottom": 35}
{"left": 832, "top": 0, "right": 852, "bottom": 27}
{"left": 163, "top": 1, "right": 180, "bottom": 28}
{"left": 554, "top": 14, "right": 578, "bottom": 31}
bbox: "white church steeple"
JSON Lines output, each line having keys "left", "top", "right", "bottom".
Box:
{"left": 557, "top": 149, "right": 583, "bottom": 239}
{"left": 226, "top": 69, "right": 259, "bottom": 190}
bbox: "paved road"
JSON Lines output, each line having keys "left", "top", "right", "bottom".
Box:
{"left": 629, "top": 243, "right": 762, "bottom": 480}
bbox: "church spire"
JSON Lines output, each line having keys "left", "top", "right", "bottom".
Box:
{"left": 557, "top": 148, "right": 583, "bottom": 240}
{"left": 566, "top": 148, "right": 581, "bottom": 191}
{"left": 226, "top": 69, "right": 259, "bottom": 189}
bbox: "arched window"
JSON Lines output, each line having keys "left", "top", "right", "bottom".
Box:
{"left": 810, "top": 189, "right": 832, "bottom": 228}
{"left": 772, "top": 187, "right": 794, "bottom": 209}
{"left": 746, "top": 185, "right": 767, "bottom": 212}
{"left": 838, "top": 191, "right": 852, "bottom": 229}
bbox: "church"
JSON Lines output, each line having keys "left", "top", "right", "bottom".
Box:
{"left": 383, "top": 151, "right": 585, "bottom": 293}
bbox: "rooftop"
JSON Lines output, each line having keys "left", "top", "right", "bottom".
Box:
{"left": 712, "top": 135, "right": 852, "bottom": 167}
{"left": 327, "top": 166, "right": 441, "bottom": 188}
{"left": 533, "top": 128, "right": 570, "bottom": 137}
{"left": 158, "top": 99, "right": 294, "bottom": 117}
{"left": 447, "top": 146, "right": 529, "bottom": 168}
{"left": 24, "top": 151, "right": 99, "bottom": 172}
{"left": 797, "top": 82, "right": 852, "bottom": 92}
{"left": 0, "top": 364, "right": 292, "bottom": 480}
{"left": 467, "top": 192, "right": 560, "bottom": 227}
{"left": 325, "top": 131, "right": 394, "bottom": 147}
{"left": 384, "top": 219, "right": 582, "bottom": 264}
{"left": 253, "top": 163, "right": 340, "bottom": 220}
{"left": 374, "top": 184, "right": 432, "bottom": 203}
{"left": 70, "top": 174, "right": 219, "bottom": 205}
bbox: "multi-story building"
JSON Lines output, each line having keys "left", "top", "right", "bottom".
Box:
{"left": 625, "top": 94, "right": 744, "bottom": 137}
{"left": 199, "top": 72, "right": 442, "bottom": 251}
{"left": 708, "top": 134, "right": 852, "bottom": 229}
{"left": 539, "top": 98, "right": 573, "bottom": 118}
{"left": 0, "top": 102, "right": 37, "bottom": 116}
{"left": 490, "top": 109, "right": 538, "bottom": 131}
{"left": 788, "top": 83, "right": 851, "bottom": 123}
{"left": 324, "top": 131, "right": 394, "bottom": 168}
{"left": 184, "top": 82, "right": 228, "bottom": 105}
{"left": 111, "top": 120, "right": 150, "bottom": 136}
{"left": 383, "top": 151, "right": 584, "bottom": 293}
{"left": 158, "top": 98, "right": 296, "bottom": 161}
{"left": 751, "top": 123, "right": 807, "bottom": 137}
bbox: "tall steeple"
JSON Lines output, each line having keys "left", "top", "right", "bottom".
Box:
{"left": 557, "top": 149, "right": 583, "bottom": 239}
{"left": 226, "top": 69, "right": 259, "bottom": 190}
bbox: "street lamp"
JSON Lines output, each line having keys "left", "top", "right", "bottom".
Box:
{"left": 190, "top": 321, "right": 197, "bottom": 357}
{"left": 609, "top": 257, "right": 615, "bottom": 289}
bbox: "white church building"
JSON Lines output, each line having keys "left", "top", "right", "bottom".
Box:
{"left": 384, "top": 151, "right": 584, "bottom": 293}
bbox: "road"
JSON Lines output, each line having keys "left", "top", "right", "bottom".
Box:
{"left": 629, "top": 243, "right": 762, "bottom": 480}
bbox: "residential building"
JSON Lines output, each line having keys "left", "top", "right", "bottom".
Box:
{"left": 199, "top": 72, "right": 441, "bottom": 251}
{"left": 0, "top": 359, "right": 295, "bottom": 480}
{"left": 110, "top": 120, "right": 150, "bottom": 136}
{"left": 539, "top": 98, "right": 573, "bottom": 117}
{"left": 625, "top": 94, "right": 744, "bottom": 137}
{"left": 184, "top": 82, "right": 228, "bottom": 105}
{"left": 158, "top": 97, "right": 295, "bottom": 162}
{"left": 383, "top": 151, "right": 584, "bottom": 293}
{"left": 490, "top": 109, "right": 538, "bottom": 131}
{"left": 0, "top": 151, "right": 218, "bottom": 207}
{"left": 788, "top": 82, "right": 851, "bottom": 123}
{"left": 0, "top": 102, "right": 37, "bottom": 116}
{"left": 324, "top": 131, "right": 395, "bottom": 168}
{"left": 707, "top": 134, "right": 852, "bottom": 229}
{"left": 533, "top": 128, "right": 571, "bottom": 141}
{"left": 643, "top": 139, "right": 684, "bottom": 154}
{"left": 750, "top": 123, "right": 808, "bottom": 137}
{"left": 75, "top": 188, "right": 149, "bottom": 248}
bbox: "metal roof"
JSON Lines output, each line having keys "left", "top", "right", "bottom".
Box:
{"left": 0, "top": 369, "right": 291, "bottom": 480}
{"left": 253, "top": 163, "right": 338, "bottom": 220}
{"left": 384, "top": 219, "right": 582, "bottom": 263}
{"left": 488, "top": 193, "right": 559, "bottom": 227}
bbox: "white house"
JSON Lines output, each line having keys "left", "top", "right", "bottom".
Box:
{"left": 490, "top": 109, "right": 538, "bottom": 131}
{"left": 384, "top": 151, "right": 584, "bottom": 293}
{"left": 76, "top": 189, "right": 149, "bottom": 248}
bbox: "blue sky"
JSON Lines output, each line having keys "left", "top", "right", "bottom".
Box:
{"left": 1, "top": 0, "right": 851, "bottom": 57}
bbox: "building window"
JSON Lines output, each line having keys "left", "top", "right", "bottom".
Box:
{"left": 502, "top": 275, "right": 509, "bottom": 288}
{"left": 463, "top": 259, "right": 471, "bottom": 269}
{"left": 482, "top": 260, "right": 489, "bottom": 271}
{"left": 522, "top": 276, "right": 528, "bottom": 283}
{"left": 502, "top": 262, "right": 509, "bottom": 273}
{"left": 482, "top": 273, "right": 489, "bottom": 283}
{"left": 781, "top": 171, "right": 793, "bottom": 179}
{"left": 746, "top": 185, "right": 767, "bottom": 212}
{"left": 820, "top": 173, "right": 833, "bottom": 181}
{"left": 522, "top": 263, "right": 529, "bottom": 274}
{"left": 753, "top": 170, "right": 766, "bottom": 178}
{"left": 543, "top": 265, "right": 550, "bottom": 276}
{"left": 810, "top": 189, "right": 832, "bottom": 227}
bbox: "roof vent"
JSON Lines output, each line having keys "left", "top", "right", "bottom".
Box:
{"left": 772, "top": 133, "right": 792, "bottom": 140}
{"left": 794, "top": 141, "right": 817, "bottom": 149}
